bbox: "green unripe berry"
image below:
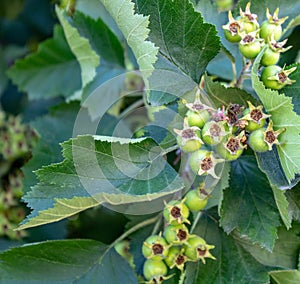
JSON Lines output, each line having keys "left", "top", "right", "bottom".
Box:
{"left": 143, "top": 259, "right": 168, "bottom": 282}
{"left": 163, "top": 200, "right": 190, "bottom": 225}
{"left": 184, "top": 189, "right": 208, "bottom": 211}
{"left": 248, "top": 128, "right": 269, "bottom": 152}
{"left": 186, "top": 109, "right": 210, "bottom": 129}
{"left": 142, "top": 235, "right": 169, "bottom": 260}
{"left": 164, "top": 223, "right": 189, "bottom": 244}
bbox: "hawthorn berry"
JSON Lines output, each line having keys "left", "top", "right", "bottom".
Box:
{"left": 260, "top": 8, "right": 288, "bottom": 41}
{"left": 142, "top": 235, "right": 169, "bottom": 260}
{"left": 163, "top": 200, "right": 190, "bottom": 225}
{"left": 184, "top": 235, "right": 215, "bottom": 263}
{"left": 215, "top": 132, "right": 245, "bottom": 161}
{"left": 164, "top": 223, "right": 189, "bottom": 245}
{"left": 223, "top": 11, "right": 242, "bottom": 43}
{"left": 164, "top": 246, "right": 187, "bottom": 271}
{"left": 184, "top": 189, "right": 208, "bottom": 211}
{"left": 248, "top": 121, "right": 285, "bottom": 152}
{"left": 143, "top": 259, "right": 168, "bottom": 283}
{"left": 201, "top": 120, "right": 228, "bottom": 146}
{"left": 261, "top": 65, "right": 297, "bottom": 90}
{"left": 174, "top": 117, "right": 203, "bottom": 153}
{"left": 239, "top": 31, "right": 261, "bottom": 59}
{"left": 189, "top": 150, "right": 224, "bottom": 178}
{"left": 242, "top": 101, "right": 270, "bottom": 132}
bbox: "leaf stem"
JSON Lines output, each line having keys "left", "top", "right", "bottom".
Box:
{"left": 191, "top": 211, "right": 202, "bottom": 233}
{"left": 101, "top": 215, "right": 159, "bottom": 261}
{"left": 178, "top": 270, "right": 186, "bottom": 284}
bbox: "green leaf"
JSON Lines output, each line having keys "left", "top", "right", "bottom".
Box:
{"left": 22, "top": 102, "right": 131, "bottom": 193}
{"left": 255, "top": 150, "right": 294, "bottom": 189}
{"left": 0, "top": 240, "right": 138, "bottom": 283}
{"left": 7, "top": 26, "right": 82, "bottom": 99}
{"left": 22, "top": 102, "right": 81, "bottom": 193}
{"left": 204, "top": 74, "right": 257, "bottom": 108}
{"left": 136, "top": 0, "right": 220, "bottom": 83}
{"left": 220, "top": 156, "right": 281, "bottom": 251}
{"left": 272, "top": 185, "right": 292, "bottom": 229}
{"left": 21, "top": 135, "right": 183, "bottom": 229}
{"left": 56, "top": 7, "right": 100, "bottom": 95}
{"left": 99, "top": 0, "right": 158, "bottom": 75}
{"left": 195, "top": 0, "right": 243, "bottom": 81}
{"left": 236, "top": 223, "right": 300, "bottom": 270}
{"left": 282, "top": 63, "right": 300, "bottom": 115}
{"left": 252, "top": 47, "right": 300, "bottom": 182}
{"left": 286, "top": 184, "right": 300, "bottom": 222}
{"left": 185, "top": 208, "right": 269, "bottom": 284}
{"left": 269, "top": 270, "right": 300, "bottom": 284}
{"left": 282, "top": 15, "right": 300, "bottom": 37}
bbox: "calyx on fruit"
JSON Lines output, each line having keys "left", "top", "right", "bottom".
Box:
{"left": 163, "top": 200, "right": 190, "bottom": 225}
{"left": 174, "top": 117, "right": 203, "bottom": 153}
{"left": 242, "top": 101, "right": 270, "bottom": 131}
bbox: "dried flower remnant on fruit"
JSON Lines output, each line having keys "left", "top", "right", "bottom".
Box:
{"left": 222, "top": 11, "right": 241, "bottom": 36}
{"left": 267, "top": 66, "right": 297, "bottom": 86}
{"left": 266, "top": 8, "right": 288, "bottom": 25}
{"left": 177, "top": 229, "right": 187, "bottom": 241}
{"left": 263, "top": 121, "right": 285, "bottom": 150}
{"left": 152, "top": 244, "right": 164, "bottom": 255}
{"left": 200, "top": 157, "right": 213, "bottom": 172}
{"left": 171, "top": 206, "right": 181, "bottom": 219}
{"left": 226, "top": 103, "right": 243, "bottom": 125}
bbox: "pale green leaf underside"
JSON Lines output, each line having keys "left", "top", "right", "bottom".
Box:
{"left": 252, "top": 47, "right": 300, "bottom": 182}
{"left": 56, "top": 6, "right": 100, "bottom": 94}
{"left": 99, "top": 0, "right": 158, "bottom": 76}
{"left": 21, "top": 135, "right": 183, "bottom": 229}
{"left": 269, "top": 270, "right": 300, "bottom": 284}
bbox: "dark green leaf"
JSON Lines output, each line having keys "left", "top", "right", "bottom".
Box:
{"left": 185, "top": 208, "right": 269, "bottom": 284}
{"left": 236, "top": 223, "right": 300, "bottom": 270}
{"left": 204, "top": 75, "right": 257, "bottom": 108}
{"left": 0, "top": 240, "right": 138, "bottom": 284}
{"left": 137, "top": 0, "right": 220, "bottom": 83}
{"left": 220, "top": 156, "right": 281, "bottom": 251}
{"left": 286, "top": 184, "right": 300, "bottom": 222}
{"left": 7, "top": 26, "right": 81, "bottom": 100}
{"left": 22, "top": 102, "right": 81, "bottom": 193}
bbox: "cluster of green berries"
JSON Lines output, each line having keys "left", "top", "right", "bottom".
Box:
{"left": 174, "top": 91, "right": 285, "bottom": 175}
{"left": 223, "top": 2, "right": 297, "bottom": 90}
{"left": 0, "top": 112, "right": 39, "bottom": 239}
{"left": 142, "top": 193, "right": 214, "bottom": 283}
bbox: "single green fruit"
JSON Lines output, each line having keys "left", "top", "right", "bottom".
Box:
{"left": 164, "top": 246, "right": 186, "bottom": 270}
{"left": 184, "top": 189, "right": 208, "bottom": 211}
{"left": 260, "top": 21, "right": 282, "bottom": 41}
{"left": 143, "top": 259, "right": 168, "bottom": 282}
{"left": 239, "top": 39, "right": 261, "bottom": 59}
{"left": 248, "top": 128, "right": 269, "bottom": 152}
{"left": 261, "top": 65, "right": 296, "bottom": 90}
{"left": 215, "top": 134, "right": 245, "bottom": 161}
{"left": 177, "top": 129, "right": 202, "bottom": 153}
{"left": 164, "top": 224, "right": 189, "bottom": 244}
{"left": 261, "top": 47, "right": 280, "bottom": 66}
{"left": 186, "top": 109, "right": 210, "bottom": 129}
{"left": 202, "top": 121, "right": 227, "bottom": 146}
{"left": 183, "top": 235, "right": 215, "bottom": 263}
{"left": 142, "top": 235, "right": 169, "bottom": 260}
{"left": 163, "top": 200, "right": 190, "bottom": 225}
